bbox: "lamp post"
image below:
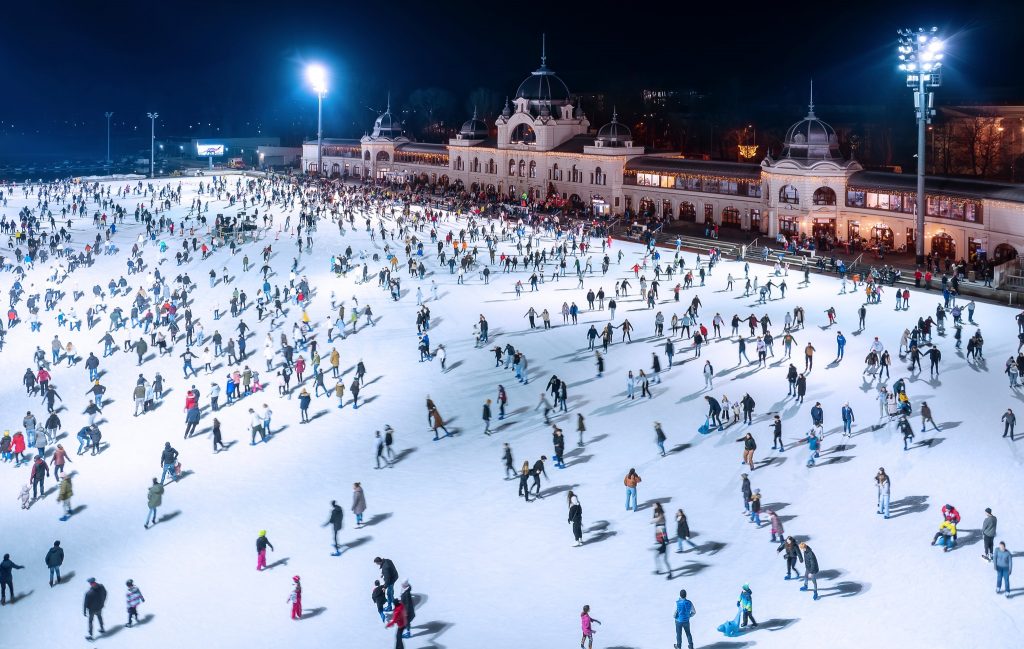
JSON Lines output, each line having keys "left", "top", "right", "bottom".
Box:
{"left": 306, "top": 64, "right": 328, "bottom": 176}
{"left": 897, "top": 27, "right": 943, "bottom": 266}
{"left": 104, "top": 112, "right": 114, "bottom": 164}
{"left": 147, "top": 112, "right": 159, "bottom": 178}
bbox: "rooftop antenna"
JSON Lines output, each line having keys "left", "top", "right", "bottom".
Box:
{"left": 808, "top": 79, "right": 815, "bottom": 116}
{"left": 541, "top": 33, "right": 547, "bottom": 67}
{"left": 386, "top": 91, "right": 391, "bottom": 113}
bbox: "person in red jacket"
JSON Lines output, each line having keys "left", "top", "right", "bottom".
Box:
{"left": 385, "top": 600, "right": 407, "bottom": 648}
{"left": 11, "top": 431, "right": 27, "bottom": 466}
{"left": 288, "top": 576, "right": 302, "bottom": 619}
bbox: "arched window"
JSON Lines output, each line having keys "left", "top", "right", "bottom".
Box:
{"left": 518, "top": 160, "right": 526, "bottom": 177}
{"left": 595, "top": 167, "right": 604, "bottom": 185}
{"left": 471, "top": 157, "right": 479, "bottom": 172}
{"left": 571, "top": 165, "right": 579, "bottom": 182}
{"left": 455, "top": 156, "right": 463, "bottom": 171}
{"left": 552, "top": 164, "right": 560, "bottom": 181}
{"left": 511, "top": 123, "right": 536, "bottom": 144}
{"left": 488, "top": 159, "right": 496, "bottom": 174}
{"left": 376, "top": 150, "right": 390, "bottom": 162}
{"left": 363, "top": 150, "right": 371, "bottom": 161}
{"left": 813, "top": 186, "right": 837, "bottom": 206}
{"left": 508, "top": 159, "right": 516, "bottom": 176}
{"left": 722, "top": 206, "right": 741, "bottom": 228}
{"left": 528, "top": 161, "right": 536, "bottom": 178}
{"left": 779, "top": 184, "right": 799, "bottom": 204}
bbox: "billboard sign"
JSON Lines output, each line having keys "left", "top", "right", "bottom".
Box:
{"left": 197, "top": 143, "right": 225, "bottom": 156}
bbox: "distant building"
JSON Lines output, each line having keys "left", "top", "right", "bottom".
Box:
{"left": 303, "top": 45, "right": 1024, "bottom": 263}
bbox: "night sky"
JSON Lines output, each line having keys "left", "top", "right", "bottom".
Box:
{"left": 2, "top": 0, "right": 1023, "bottom": 158}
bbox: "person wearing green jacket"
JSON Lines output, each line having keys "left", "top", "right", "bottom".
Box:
{"left": 145, "top": 478, "right": 164, "bottom": 529}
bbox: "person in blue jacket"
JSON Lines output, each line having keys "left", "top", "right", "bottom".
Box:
{"left": 674, "top": 589, "right": 696, "bottom": 649}
{"left": 994, "top": 542, "right": 1013, "bottom": 596}
{"left": 738, "top": 584, "right": 758, "bottom": 628}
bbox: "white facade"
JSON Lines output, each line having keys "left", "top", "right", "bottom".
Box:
{"left": 302, "top": 57, "right": 1024, "bottom": 262}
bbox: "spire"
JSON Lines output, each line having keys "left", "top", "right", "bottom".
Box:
{"left": 808, "top": 79, "right": 815, "bottom": 117}
{"left": 541, "top": 33, "right": 547, "bottom": 67}
{"left": 386, "top": 91, "right": 391, "bottom": 113}
{"left": 612, "top": 105, "right": 619, "bottom": 122}
{"left": 502, "top": 96, "right": 511, "bottom": 117}
{"left": 472, "top": 105, "right": 478, "bottom": 120}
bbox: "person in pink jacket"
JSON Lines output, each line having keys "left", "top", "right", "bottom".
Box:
{"left": 767, "top": 510, "right": 784, "bottom": 543}
{"left": 580, "top": 604, "right": 601, "bottom": 649}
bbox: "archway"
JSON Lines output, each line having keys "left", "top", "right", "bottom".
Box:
{"left": 679, "top": 201, "right": 696, "bottom": 221}
{"left": 376, "top": 150, "right": 390, "bottom": 162}
{"left": 994, "top": 243, "right": 1019, "bottom": 263}
{"left": 363, "top": 150, "right": 371, "bottom": 161}
{"left": 931, "top": 232, "right": 955, "bottom": 258}
{"left": 511, "top": 123, "right": 536, "bottom": 144}
{"left": 638, "top": 197, "right": 655, "bottom": 217}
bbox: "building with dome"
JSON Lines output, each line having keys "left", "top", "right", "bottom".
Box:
{"left": 303, "top": 45, "right": 1024, "bottom": 263}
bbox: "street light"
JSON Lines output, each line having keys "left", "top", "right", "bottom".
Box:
{"left": 104, "top": 112, "right": 114, "bottom": 164}
{"left": 897, "top": 26, "right": 944, "bottom": 265}
{"left": 306, "top": 64, "right": 328, "bottom": 176}
{"left": 147, "top": 112, "right": 159, "bottom": 178}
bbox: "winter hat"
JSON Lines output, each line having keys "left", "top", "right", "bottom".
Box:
{"left": 126, "top": 579, "right": 134, "bottom": 587}
{"left": 401, "top": 580, "right": 410, "bottom": 589}
{"left": 293, "top": 575, "right": 301, "bottom": 582}
{"left": 258, "top": 530, "right": 266, "bottom": 537}
{"left": 985, "top": 508, "right": 992, "bottom": 514}
{"left": 741, "top": 473, "right": 748, "bottom": 479}
{"left": 87, "top": 577, "right": 96, "bottom": 584}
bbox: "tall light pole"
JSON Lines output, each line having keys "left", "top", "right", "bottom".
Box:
{"left": 104, "top": 112, "right": 114, "bottom": 164}
{"left": 147, "top": 112, "right": 159, "bottom": 178}
{"left": 306, "top": 64, "right": 328, "bottom": 176}
{"left": 897, "top": 27, "right": 944, "bottom": 266}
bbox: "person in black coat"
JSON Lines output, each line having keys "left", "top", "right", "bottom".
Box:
{"left": 399, "top": 581, "right": 416, "bottom": 638}
{"left": 0, "top": 553, "right": 25, "bottom": 604}
{"left": 371, "top": 580, "right": 387, "bottom": 622}
{"left": 324, "top": 501, "right": 344, "bottom": 553}
{"left": 45, "top": 541, "right": 64, "bottom": 587}
{"left": 741, "top": 473, "right": 752, "bottom": 513}
{"left": 568, "top": 492, "right": 583, "bottom": 546}
{"left": 777, "top": 536, "right": 803, "bottom": 579}
{"left": 741, "top": 394, "right": 755, "bottom": 424}
{"left": 796, "top": 374, "right": 807, "bottom": 403}
{"left": 799, "top": 543, "right": 820, "bottom": 598}
{"left": 374, "top": 557, "right": 399, "bottom": 610}
{"left": 83, "top": 577, "right": 107, "bottom": 638}
{"left": 705, "top": 396, "right": 722, "bottom": 427}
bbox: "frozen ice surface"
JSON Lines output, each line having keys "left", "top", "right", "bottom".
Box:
{"left": 0, "top": 176, "right": 1019, "bottom": 648}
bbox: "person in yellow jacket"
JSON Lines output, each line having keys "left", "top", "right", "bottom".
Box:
{"left": 57, "top": 475, "right": 73, "bottom": 521}
{"left": 330, "top": 348, "right": 340, "bottom": 378}
{"left": 931, "top": 520, "right": 957, "bottom": 552}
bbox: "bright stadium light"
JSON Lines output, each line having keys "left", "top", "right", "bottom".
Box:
{"left": 306, "top": 64, "right": 328, "bottom": 176}
{"left": 896, "top": 27, "right": 944, "bottom": 266}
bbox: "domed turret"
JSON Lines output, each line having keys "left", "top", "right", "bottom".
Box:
{"left": 596, "top": 108, "right": 632, "bottom": 147}
{"left": 514, "top": 35, "right": 572, "bottom": 115}
{"left": 459, "top": 107, "right": 488, "bottom": 140}
{"left": 780, "top": 82, "right": 841, "bottom": 162}
{"left": 370, "top": 95, "right": 403, "bottom": 140}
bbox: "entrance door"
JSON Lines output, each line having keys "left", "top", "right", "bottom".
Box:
{"left": 812, "top": 219, "right": 836, "bottom": 240}
{"left": 847, "top": 221, "right": 860, "bottom": 242}
{"left": 931, "top": 233, "right": 955, "bottom": 258}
